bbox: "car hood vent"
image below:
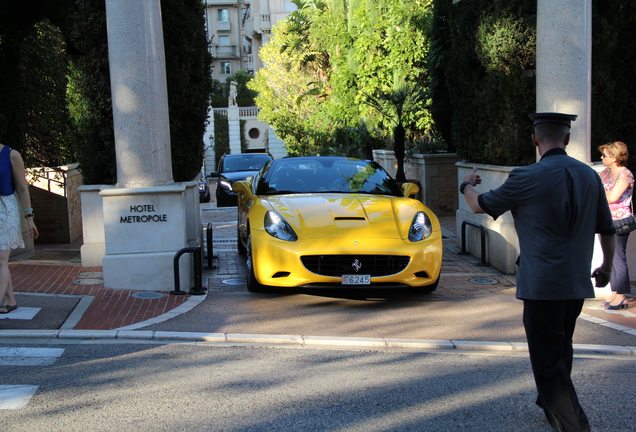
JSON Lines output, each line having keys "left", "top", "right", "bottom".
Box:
{"left": 334, "top": 216, "right": 366, "bottom": 221}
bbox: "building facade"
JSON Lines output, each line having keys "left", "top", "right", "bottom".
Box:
{"left": 204, "top": 0, "right": 296, "bottom": 81}
{"left": 203, "top": 0, "right": 295, "bottom": 173}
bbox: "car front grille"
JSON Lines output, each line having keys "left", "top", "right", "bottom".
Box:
{"left": 300, "top": 255, "right": 410, "bottom": 277}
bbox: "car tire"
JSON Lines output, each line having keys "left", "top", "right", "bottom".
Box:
{"left": 414, "top": 274, "right": 440, "bottom": 294}
{"left": 237, "top": 224, "right": 246, "bottom": 255}
{"left": 246, "top": 235, "right": 266, "bottom": 292}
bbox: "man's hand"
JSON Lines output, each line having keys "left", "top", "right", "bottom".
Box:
{"left": 591, "top": 267, "right": 611, "bottom": 287}
{"left": 463, "top": 167, "right": 482, "bottom": 187}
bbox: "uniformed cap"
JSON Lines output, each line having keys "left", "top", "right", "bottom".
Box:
{"left": 529, "top": 112, "right": 577, "bottom": 128}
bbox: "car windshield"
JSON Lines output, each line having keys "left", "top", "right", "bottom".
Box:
{"left": 222, "top": 154, "right": 271, "bottom": 172}
{"left": 256, "top": 157, "right": 403, "bottom": 196}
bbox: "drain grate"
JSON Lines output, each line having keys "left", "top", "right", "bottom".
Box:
{"left": 130, "top": 291, "right": 166, "bottom": 300}
{"left": 222, "top": 278, "right": 246, "bottom": 285}
{"left": 468, "top": 277, "right": 498, "bottom": 285}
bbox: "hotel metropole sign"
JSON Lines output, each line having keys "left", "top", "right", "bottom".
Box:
{"left": 120, "top": 204, "right": 168, "bottom": 223}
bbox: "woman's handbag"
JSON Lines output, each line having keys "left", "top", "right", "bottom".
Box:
{"left": 613, "top": 215, "right": 636, "bottom": 235}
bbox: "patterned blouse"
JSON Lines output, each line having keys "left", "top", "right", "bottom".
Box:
{"left": 600, "top": 167, "right": 634, "bottom": 220}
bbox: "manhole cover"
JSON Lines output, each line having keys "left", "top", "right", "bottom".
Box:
{"left": 222, "top": 278, "right": 246, "bottom": 285}
{"left": 468, "top": 277, "right": 498, "bottom": 285}
{"left": 77, "top": 272, "right": 103, "bottom": 279}
{"left": 73, "top": 278, "right": 103, "bottom": 286}
{"left": 130, "top": 292, "right": 166, "bottom": 300}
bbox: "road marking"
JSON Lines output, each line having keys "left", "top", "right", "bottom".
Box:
{"left": 0, "top": 347, "right": 65, "bottom": 366}
{"left": 0, "top": 347, "right": 65, "bottom": 410}
{"left": 0, "top": 307, "right": 40, "bottom": 320}
{"left": 0, "top": 385, "right": 39, "bottom": 409}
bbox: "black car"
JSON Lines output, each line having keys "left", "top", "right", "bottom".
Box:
{"left": 199, "top": 177, "right": 211, "bottom": 203}
{"left": 214, "top": 153, "right": 273, "bottom": 207}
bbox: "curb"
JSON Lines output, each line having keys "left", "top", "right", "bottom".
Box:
{"left": 1, "top": 329, "right": 635, "bottom": 357}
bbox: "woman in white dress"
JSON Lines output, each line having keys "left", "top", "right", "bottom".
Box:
{"left": 0, "top": 114, "right": 39, "bottom": 314}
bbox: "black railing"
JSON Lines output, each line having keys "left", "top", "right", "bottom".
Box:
{"left": 171, "top": 246, "right": 206, "bottom": 296}
{"left": 459, "top": 220, "right": 489, "bottom": 266}
{"left": 205, "top": 222, "right": 217, "bottom": 270}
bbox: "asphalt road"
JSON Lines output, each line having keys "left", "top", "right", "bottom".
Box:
{"left": 1, "top": 342, "right": 634, "bottom": 432}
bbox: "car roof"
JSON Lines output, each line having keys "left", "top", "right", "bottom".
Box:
{"left": 223, "top": 153, "right": 272, "bottom": 159}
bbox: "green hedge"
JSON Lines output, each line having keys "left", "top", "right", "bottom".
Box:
{"left": 431, "top": 0, "right": 636, "bottom": 167}
{"left": 430, "top": 0, "right": 535, "bottom": 166}
{"left": 213, "top": 111, "right": 229, "bottom": 164}
{"left": 591, "top": 2, "right": 636, "bottom": 168}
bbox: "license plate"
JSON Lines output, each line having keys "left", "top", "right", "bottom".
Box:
{"left": 342, "top": 274, "right": 371, "bottom": 285}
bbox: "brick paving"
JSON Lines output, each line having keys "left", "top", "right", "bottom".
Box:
{"left": 7, "top": 264, "right": 189, "bottom": 330}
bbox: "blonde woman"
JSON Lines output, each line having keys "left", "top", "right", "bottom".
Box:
{"left": 599, "top": 141, "right": 633, "bottom": 310}
{"left": 0, "top": 114, "right": 39, "bottom": 314}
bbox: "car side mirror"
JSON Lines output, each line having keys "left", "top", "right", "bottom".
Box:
{"left": 232, "top": 179, "right": 253, "bottom": 195}
{"left": 401, "top": 182, "right": 420, "bottom": 198}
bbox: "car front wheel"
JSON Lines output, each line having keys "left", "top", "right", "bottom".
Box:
{"left": 237, "top": 224, "right": 246, "bottom": 255}
{"left": 246, "top": 235, "right": 265, "bottom": 292}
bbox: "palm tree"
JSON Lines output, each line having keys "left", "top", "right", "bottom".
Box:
{"left": 362, "top": 79, "right": 425, "bottom": 182}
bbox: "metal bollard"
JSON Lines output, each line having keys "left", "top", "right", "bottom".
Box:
{"left": 459, "top": 220, "right": 489, "bottom": 266}
{"left": 171, "top": 246, "right": 206, "bottom": 295}
{"left": 206, "top": 222, "right": 217, "bottom": 269}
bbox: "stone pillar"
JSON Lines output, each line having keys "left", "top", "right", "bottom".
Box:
{"left": 102, "top": 0, "right": 194, "bottom": 291}
{"left": 228, "top": 105, "right": 241, "bottom": 154}
{"left": 536, "top": 0, "right": 592, "bottom": 163}
{"left": 106, "top": 0, "right": 173, "bottom": 187}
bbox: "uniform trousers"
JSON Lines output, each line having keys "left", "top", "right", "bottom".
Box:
{"left": 522, "top": 299, "right": 590, "bottom": 432}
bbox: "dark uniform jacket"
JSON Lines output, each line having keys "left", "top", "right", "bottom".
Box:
{"left": 478, "top": 148, "right": 615, "bottom": 300}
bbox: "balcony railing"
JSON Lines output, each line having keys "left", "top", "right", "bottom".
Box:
{"left": 254, "top": 13, "right": 271, "bottom": 33}
{"left": 205, "top": 0, "right": 237, "bottom": 6}
{"left": 215, "top": 45, "right": 239, "bottom": 58}
{"left": 239, "top": 107, "right": 259, "bottom": 117}
{"left": 216, "top": 20, "right": 230, "bottom": 32}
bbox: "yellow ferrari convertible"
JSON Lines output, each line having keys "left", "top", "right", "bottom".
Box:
{"left": 232, "top": 156, "right": 443, "bottom": 292}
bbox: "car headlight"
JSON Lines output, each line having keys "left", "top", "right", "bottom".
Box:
{"left": 264, "top": 211, "right": 298, "bottom": 241}
{"left": 219, "top": 180, "right": 232, "bottom": 191}
{"left": 198, "top": 184, "right": 207, "bottom": 191}
{"left": 408, "top": 211, "right": 432, "bottom": 242}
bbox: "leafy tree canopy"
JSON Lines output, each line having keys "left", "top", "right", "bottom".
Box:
{"left": 250, "top": 0, "right": 438, "bottom": 160}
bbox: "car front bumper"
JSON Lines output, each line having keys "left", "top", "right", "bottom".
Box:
{"left": 250, "top": 230, "right": 442, "bottom": 288}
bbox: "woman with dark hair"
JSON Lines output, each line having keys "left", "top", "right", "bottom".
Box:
{"left": 0, "top": 114, "right": 39, "bottom": 314}
{"left": 598, "top": 141, "right": 633, "bottom": 310}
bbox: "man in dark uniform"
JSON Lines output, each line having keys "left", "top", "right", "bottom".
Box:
{"left": 460, "top": 112, "right": 616, "bottom": 432}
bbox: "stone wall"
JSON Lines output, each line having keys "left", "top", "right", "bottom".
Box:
{"left": 28, "top": 163, "right": 83, "bottom": 244}
{"left": 456, "top": 162, "right": 519, "bottom": 275}
{"left": 372, "top": 150, "right": 458, "bottom": 216}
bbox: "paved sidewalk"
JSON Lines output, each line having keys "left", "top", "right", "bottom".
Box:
{"left": 1, "top": 208, "right": 634, "bottom": 354}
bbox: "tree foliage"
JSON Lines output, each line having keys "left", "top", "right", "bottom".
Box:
{"left": 17, "top": 20, "right": 72, "bottom": 167}
{"left": 162, "top": 0, "right": 212, "bottom": 182}
{"left": 0, "top": 2, "right": 74, "bottom": 168}
{"left": 0, "top": 0, "right": 211, "bottom": 184}
{"left": 591, "top": 1, "right": 636, "bottom": 169}
{"left": 433, "top": 0, "right": 536, "bottom": 166}
{"left": 210, "top": 69, "right": 257, "bottom": 108}
{"left": 250, "top": 0, "right": 438, "bottom": 164}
